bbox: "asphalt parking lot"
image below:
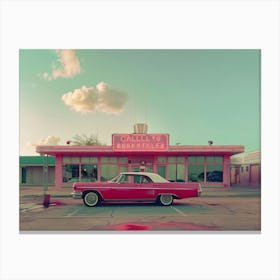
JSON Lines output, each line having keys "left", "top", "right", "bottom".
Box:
{"left": 20, "top": 187, "right": 261, "bottom": 232}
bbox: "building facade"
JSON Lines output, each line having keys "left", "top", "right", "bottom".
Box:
{"left": 33, "top": 129, "right": 244, "bottom": 190}
{"left": 20, "top": 156, "right": 55, "bottom": 186}
{"left": 230, "top": 150, "right": 261, "bottom": 187}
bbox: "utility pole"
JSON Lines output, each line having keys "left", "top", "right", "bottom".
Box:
{"left": 42, "top": 154, "right": 50, "bottom": 207}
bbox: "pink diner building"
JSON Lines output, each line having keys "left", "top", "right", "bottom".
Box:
{"left": 35, "top": 124, "right": 244, "bottom": 190}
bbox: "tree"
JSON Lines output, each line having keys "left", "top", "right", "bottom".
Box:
{"left": 71, "top": 134, "right": 104, "bottom": 146}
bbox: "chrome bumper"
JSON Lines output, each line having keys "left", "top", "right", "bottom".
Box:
{"left": 198, "top": 184, "right": 202, "bottom": 196}
{"left": 71, "top": 191, "right": 82, "bottom": 199}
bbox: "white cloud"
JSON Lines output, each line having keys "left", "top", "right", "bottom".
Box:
{"left": 43, "top": 50, "right": 81, "bottom": 80}
{"left": 61, "top": 86, "right": 98, "bottom": 113}
{"left": 29, "top": 136, "right": 61, "bottom": 146}
{"left": 61, "top": 82, "right": 128, "bottom": 114}
{"left": 96, "top": 82, "right": 128, "bottom": 114}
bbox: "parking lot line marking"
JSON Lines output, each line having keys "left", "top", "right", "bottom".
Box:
{"left": 21, "top": 205, "right": 43, "bottom": 213}
{"left": 171, "top": 206, "right": 187, "bottom": 216}
{"left": 66, "top": 206, "right": 83, "bottom": 217}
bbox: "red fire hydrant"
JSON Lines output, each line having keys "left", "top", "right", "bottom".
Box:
{"left": 43, "top": 194, "right": 51, "bottom": 208}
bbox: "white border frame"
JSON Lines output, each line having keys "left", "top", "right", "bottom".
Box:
{"left": 1, "top": 0, "right": 279, "bottom": 279}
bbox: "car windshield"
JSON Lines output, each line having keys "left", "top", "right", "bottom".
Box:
{"left": 109, "top": 174, "right": 122, "bottom": 183}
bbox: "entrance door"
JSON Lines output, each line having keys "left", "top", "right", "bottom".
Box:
{"left": 133, "top": 165, "right": 153, "bottom": 172}
{"left": 131, "top": 156, "right": 153, "bottom": 172}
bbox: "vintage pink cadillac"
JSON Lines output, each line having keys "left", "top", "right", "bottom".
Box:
{"left": 72, "top": 172, "right": 202, "bottom": 207}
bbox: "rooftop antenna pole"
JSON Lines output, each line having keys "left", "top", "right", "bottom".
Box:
{"left": 42, "top": 153, "right": 50, "bottom": 208}
{"left": 144, "top": 93, "right": 148, "bottom": 125}
{"left": 135, "top": 93, "right": 138, "bottom": 125}
{"left": 96, "top": 127, "right": 99, "bottom": 141}
{"left": 133, "top": 91, "right": 137, "bottom": 131}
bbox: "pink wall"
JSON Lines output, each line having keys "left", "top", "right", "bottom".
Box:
{"left": 230, "top": 164, "right": 261, "bottom": 187}
{"left": 250, "top": 165, "right": 261, "bottom": 185}
{"left": 223, "top": 155, "right": 231, "bottom": 188}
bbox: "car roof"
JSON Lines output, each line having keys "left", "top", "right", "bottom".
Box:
{"left": 117, "top": 172, "right": 169, "bottom": 183}
{"left": 120, "top": 172, "right": 155, "bottom": 176}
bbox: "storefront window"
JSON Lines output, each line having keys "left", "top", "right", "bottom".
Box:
{"left": 206, "top": 156, "right": 223, "bottom": 163}
{"left": 167, "top": 157, "right": 185, "bottom": 181}
{"left": 100, "top": 164, "right": 117, "bottom": 181}
{"left": 206, "top": 164, "right": 223, "bottom": 182}
{"left": 188, "top": 156, "right": 223, "bottom": 183}
{"left": 188, "top": 156, "right": 204, "bottom": 163}
{"left": 100, "top": 157, "right": 118, "bottom": 181}
{"left": 81, "top": 164, "right": 98, "bottom": 182}
{"left": 133, "top": 165, "right": 153, "bottom": 172}
{"left": 168, "top": 156, "right": 185, "bottom": 163}
{"left": 63, "top": 156, "right": 79, "bottom": 164}
{"left": 168, "top": 156, "right": 176, "bottom": 163}
{"left": 21, "top": 167, "right": 27, "bottom": 184}
{"left": 63, "top": 164, "right": 79, "bottom": 182}
{"left": 101, "top": 157, "right": 117, "bottom": 163}
{"left": 157, "top": 156, "right": 167, "bottom": 164}
{"left": 188, "top": 164, "right": 204, "bottom": 182}
{"left": 145, "top": 166, "right": 153, "bottom": 172}
{"left": 157, "top": 166, "right": 166, "bottom": 178}
{"left": 120, "top": 166, "right": 128, "bottom": 173}
{"left": 63, "top": 157, "right": 71, "bottom": 163}
{"left": 168, "top": 164, "right": 185, "bottom": 182}
{"left": 205, "top": 157, "right": 223, "bottom": 182}
{"left": 177, "top": 164, "right": 185, "bottom": 181}
{"left": 168, "top": 165, "right": 175, "bottom": 181}
{"left": 81, "top": 157, "right": 97, "bottom": 164}
{"left": 119, "top": 157, "right": 128, "bottom": 164}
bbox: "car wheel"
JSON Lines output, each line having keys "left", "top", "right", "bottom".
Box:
{"left": 83, "top": 192, "right": 99, "bottom": 207}
{"left": 159, "top": 194, "right": 173, "bottom": 206}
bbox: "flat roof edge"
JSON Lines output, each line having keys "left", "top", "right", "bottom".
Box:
{"left": 36, "top": 145, "right": 244, "bottom": 156}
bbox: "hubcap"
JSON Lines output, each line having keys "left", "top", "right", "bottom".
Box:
{"left": 160, "top": 194, "right": 172, "bottom": 205}
{"left": 85, "top": 192, "right": 98, "bottom": 206}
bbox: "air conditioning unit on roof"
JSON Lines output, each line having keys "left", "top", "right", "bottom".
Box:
{"left": 133, "top": 123, "right": 148, "bottom": 134}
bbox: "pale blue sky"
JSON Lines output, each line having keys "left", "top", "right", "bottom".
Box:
{"left": 20, "top": 49, "right": 260, "bottom": 155}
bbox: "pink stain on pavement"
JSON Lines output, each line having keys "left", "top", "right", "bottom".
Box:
{"left": 112, "top": 224, "right": 152, "bottom": 230}
{"left": 104, "top": 222, "right": 215, "bottom": 231}
{"left": 49, "top": 201, "right": 66, "bottom": 206}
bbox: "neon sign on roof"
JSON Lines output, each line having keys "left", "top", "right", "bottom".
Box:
{"left": 112, "top": 134, "right": 169, "bottom": 151}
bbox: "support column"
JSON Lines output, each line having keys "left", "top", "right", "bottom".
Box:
{"left": 223, "top": 155, "right": 230, "bottom": 189}
{"left": 153, "top": 155, "right": 157, "bottom": 173}
{"left": 43, "top": 154, "right": 49, "bottom": 193}
{"left": 55, "top": 155, "right": 63, "bottom": 189}
{"left": 185, "top": 156, "right": 188, "bottom": 182}
{"left": 97, "top": 156, "right": 101, "bottom": 182}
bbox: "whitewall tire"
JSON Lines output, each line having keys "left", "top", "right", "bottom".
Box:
{"left": 159, "top": 194, "right": 173, "bottom": 206}
{"left": 83, "top": 192, "right": 99, "bottom": 207}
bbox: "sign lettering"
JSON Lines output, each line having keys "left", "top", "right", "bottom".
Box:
{"left": 112, "top": 134, "right": 169, "bottom": 151}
